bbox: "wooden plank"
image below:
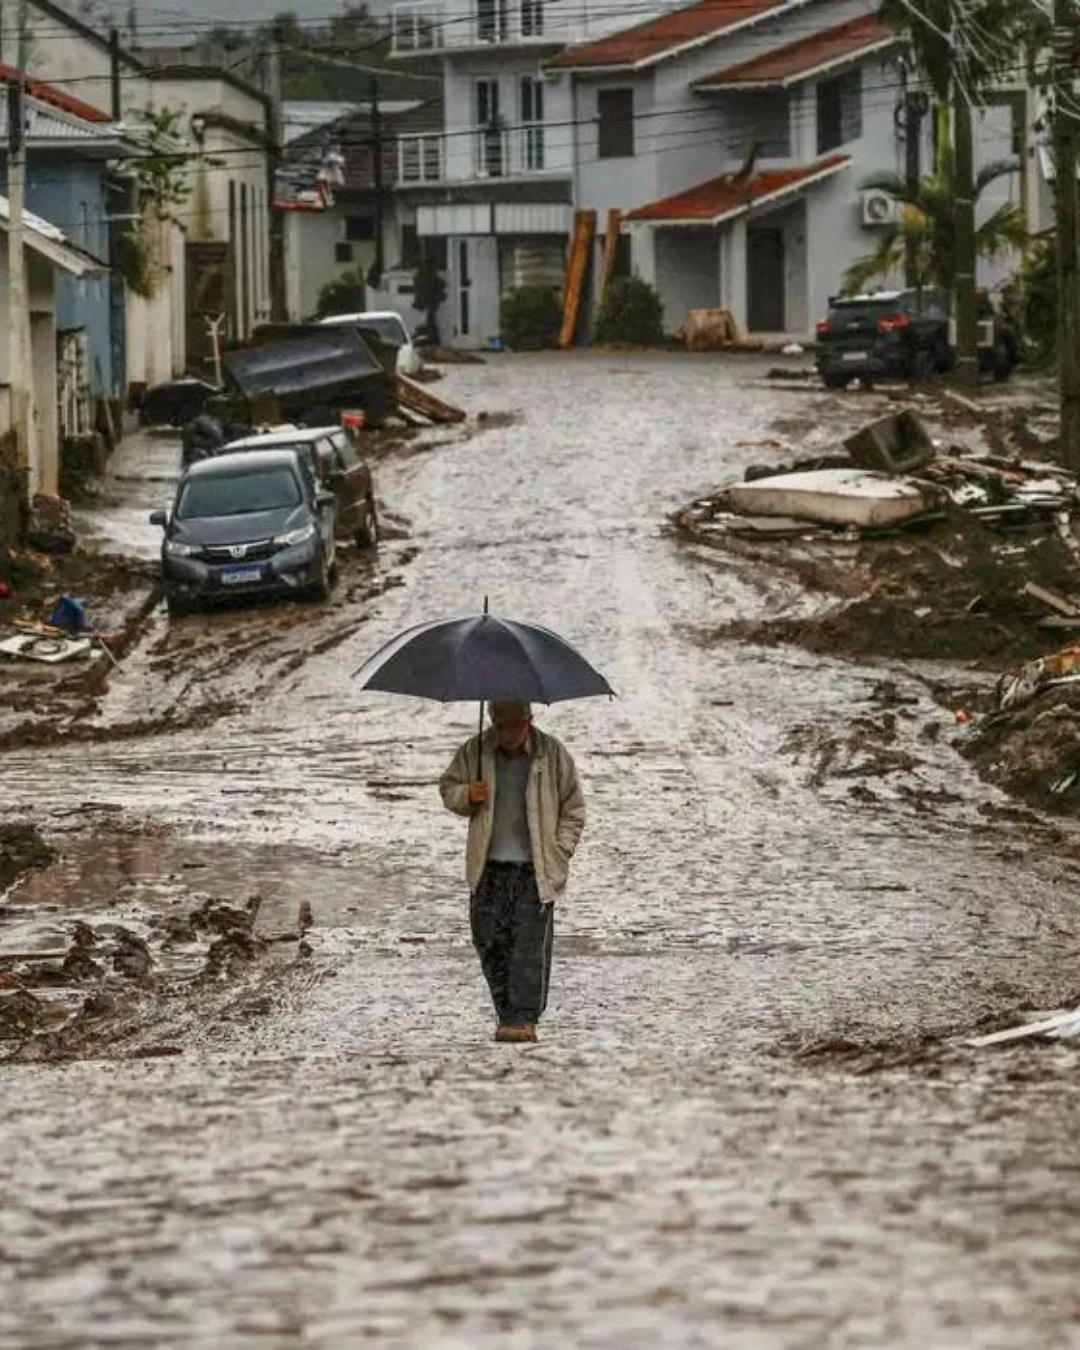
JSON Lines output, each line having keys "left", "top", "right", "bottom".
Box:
{"left": 597, "top": 209, "right": 622, "bottom": 310}
{"left": 558, "top": 210, "right": 597, "bottom": 350}
{"left": 393, "top": 376, "right": 466, "bottom": 425}
{"left": 1023, "top": 581, "right": 1080, "bottom": 617}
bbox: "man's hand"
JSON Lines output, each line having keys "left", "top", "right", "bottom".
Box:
{"left": 468, "top": 780, "right": 488, "bottom": 806}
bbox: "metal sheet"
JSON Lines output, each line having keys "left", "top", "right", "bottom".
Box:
{"left": 223, "top": 326, "right": 383, "bottom": 399}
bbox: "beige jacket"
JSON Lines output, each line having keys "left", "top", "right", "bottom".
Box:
{"left": 439, "top": 727, "right": 585, "bottom": 903}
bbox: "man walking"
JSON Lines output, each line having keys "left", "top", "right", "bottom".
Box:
{"left": 440, "top": 700, "right": 585, "bottom": 1043}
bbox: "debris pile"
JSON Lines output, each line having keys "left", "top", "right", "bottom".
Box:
{"left": 0, "top": 895, "right": 315, "bottom": 1053}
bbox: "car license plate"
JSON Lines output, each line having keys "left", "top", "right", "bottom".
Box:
{"left": 220, "top": 567, "right": 262, "bottom": 586}
{"left": 842, "top": 351, "right": 868, "bottom": 363}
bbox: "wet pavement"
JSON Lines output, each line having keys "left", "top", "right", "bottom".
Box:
{"left": 4, "top": 354, "right": 1080, "bottom": 1346}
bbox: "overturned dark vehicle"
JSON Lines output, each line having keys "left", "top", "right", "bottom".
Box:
{"left": 140, "top": 324, "right": 395, "bottom": 431}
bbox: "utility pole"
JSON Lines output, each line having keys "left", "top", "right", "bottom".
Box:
{"left": 902, "top": 84, "right": 929, "bottom": 292}
{"left": 1053, "top": 0, "right": 1080, "bottom": 472}
{"left": 367, "top": 75, "right": 385, "bottom": 294}
{"left": 6, "top": 0, "right": 33, "bottom": 494}
{"left": 109, "top": 27, "right": 122, "bottom": 121}
{"left": 952, "top": 91, "right": 978, "bottom": 388}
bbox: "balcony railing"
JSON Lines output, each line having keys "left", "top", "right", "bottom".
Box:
{"left": 398, "top": 132, "right": 445, "bottom": 184}
{"left": 396, "top": 126, "right": 553, "bottom": 183}
{"left": 392, "top": 0, "right": 602, "bottom": 53}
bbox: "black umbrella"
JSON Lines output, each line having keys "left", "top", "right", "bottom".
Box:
{"left": 352, "top": 601, "right": 614, "bottom": 776}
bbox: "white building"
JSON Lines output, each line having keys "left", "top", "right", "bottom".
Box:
{"left": 0, "top": 198, "right": 105, "bottom": 495}
{"left": 391, "top": 0, "right": 1033, "bottom": 346}
{"left": 390, "top": 0, "right": 678, "bottom": 345}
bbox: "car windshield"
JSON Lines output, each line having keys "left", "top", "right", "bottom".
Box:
{"left": 359, "top": 316, "right": 406, "bottom": 345}
{"left": 829, "top": 299, "right": 898, "bottom": 322}
{"left": 177, "top": 467, "right": 301, "bottom": 519}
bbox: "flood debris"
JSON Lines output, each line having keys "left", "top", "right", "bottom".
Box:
{"left": 728, "top": 468, "right": 943, "bottom": 531}
{"left": 0, "top": 823, "right": 56, "bottom": 892}
{"left": 969, "top": 1006, "right": 1080, "bottom": 1047}
{"left": 0, "top": 892, "right": 315, "bottom": 1060}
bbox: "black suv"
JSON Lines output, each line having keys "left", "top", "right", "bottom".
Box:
{"left": 815, "top": 288, "right": 1018, "bottom": 388}
{"left": 150, "top": 449, "right": 337, "bottom": 615}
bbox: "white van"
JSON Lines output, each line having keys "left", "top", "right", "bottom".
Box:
{"left": 319, "top": 310, "right": 422, "bottom": 376}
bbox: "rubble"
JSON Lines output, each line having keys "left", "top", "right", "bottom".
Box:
{"left": 0, "top": 823, "right": 56, "bottom": 892}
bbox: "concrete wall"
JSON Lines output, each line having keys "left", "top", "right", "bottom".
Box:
{"left": 23, "top": 160, "right": 118, "bottom": 395}
{"left": 126, "top": 214, "right": 186, "bottom": 388}
{"left": 654, "top": 227, "right": 720, "bottom": 332}
{"left": 0, "top": 245, "right": 61, "bottom": 494}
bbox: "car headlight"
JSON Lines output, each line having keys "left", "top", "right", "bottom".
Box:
{"left": 165, "top": 538, "right": 199, "bottom": 557}
{"left": 273, "top": 522, "right": 316, "bottom": 548}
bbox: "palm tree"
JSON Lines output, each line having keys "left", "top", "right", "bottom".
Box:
{"left": 842, "top": 146, "right": 1028, "bottom": 297}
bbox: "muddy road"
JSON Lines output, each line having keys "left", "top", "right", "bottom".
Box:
{"left": 4, "top": 354, "right": 1080, "bottom": 1347}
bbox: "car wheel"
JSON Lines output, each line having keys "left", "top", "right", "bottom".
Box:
{"left": 910, "top": 348, "right": 936, "bottom": 384}
{"left": 356, "top": 500, "right": 379, "bottom": 550}
{"left": 821, "top": 372, "right": 848, "bottom": 390}
{"left": 309, "top": 549, "right": 332, "bottom": 602}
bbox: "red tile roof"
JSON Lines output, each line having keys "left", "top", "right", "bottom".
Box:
{"left": 696, "top": 14, "right": 894, "bottom": 88}
{"left": 625, "top": 153, "right": 850, "bottom": 224}
{"left": 0, "top": 61, "right": 111, "bottom": 123}
{"left": 548, "top": 0, "right": 792, "bottom": 71}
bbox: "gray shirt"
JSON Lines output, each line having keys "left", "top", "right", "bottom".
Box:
{"left": 488, "top": 748, "right": 532, "bottom": 863}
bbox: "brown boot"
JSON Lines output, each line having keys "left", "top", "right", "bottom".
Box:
{"left": 495, "top": 1023, "right": 537, "bottom": 1044}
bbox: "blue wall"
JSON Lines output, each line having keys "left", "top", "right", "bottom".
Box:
{"left": 1, "top": 156, "right": 122, "bottom": 397}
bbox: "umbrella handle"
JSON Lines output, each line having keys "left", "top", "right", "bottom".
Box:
{"left": 476, "top": 699, "right": 484, "bottom": 783}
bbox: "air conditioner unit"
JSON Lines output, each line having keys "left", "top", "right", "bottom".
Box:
{"left": 861, "top": 189, "right": 898, "bottom": 227}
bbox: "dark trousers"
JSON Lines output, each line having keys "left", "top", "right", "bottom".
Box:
{"left": 470, "top": 862, "right": 554, "bottom": 1026}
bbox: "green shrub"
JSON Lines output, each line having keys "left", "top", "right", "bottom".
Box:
{"left": 595, "top": 274, "right": 664, "bottom": 346}
{"left": 500, "top": 284, "right": 562, "bottom": 350}
{"left": 316, "top": 269, "right": 365, "bottom": 318}
{"left": 1002, "top": 238, "right": 1054, "bottom": 365}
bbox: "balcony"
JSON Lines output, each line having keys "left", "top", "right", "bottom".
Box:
{"left": 391, "top": 0, "right": 583, "bottom": 54}
{"left": 396, "top": 125, "right": 555, "bottom": 184}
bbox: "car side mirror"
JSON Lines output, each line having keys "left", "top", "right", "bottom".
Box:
{"left": 149, "top": 509, "right": 167, "bottom": 527}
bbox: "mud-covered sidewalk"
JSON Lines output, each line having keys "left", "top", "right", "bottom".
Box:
{"left": 4, "top": 354, "right": 1080, "bottom": 1347}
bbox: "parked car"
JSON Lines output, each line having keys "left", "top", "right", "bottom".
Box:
{"left": 150, "top": 449, "right": 337, "bottom": 616}
{"left": 221, "top": 425, "right": 378, "bottom": 549}
{"left": 319, "top": 310, "right": 422, "bottom": 376}
{"left": 815, "top": 288, "right": 1018, "bottom": 389}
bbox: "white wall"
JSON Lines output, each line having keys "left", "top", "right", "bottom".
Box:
{"left": 654, "top": 227, "right": 720, "bottom": 332}
{"left": 572, "top": 0, "right": 880, "bottom": 220}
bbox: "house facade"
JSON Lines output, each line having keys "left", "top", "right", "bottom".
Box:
{"left": 554, "top": 0, "right": 1031, "bottom": 339}
{"left": 278, "top": 98, "right": 445, "bottom": 325}
{"left": 0, "top": 196, "right": 104, "bottom": 494}
{"left": 0, "top": 66, "right": 134, "bottom": 403}
{"left": 4, "top": 0, "right": 280, "bottom": 391}
{"left": 390, "top": 0, "right": 676, "bottom": 345}
{"left": 389, "top": 0, "right": 1032, "bottom": 346}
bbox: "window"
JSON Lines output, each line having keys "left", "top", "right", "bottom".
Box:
{"left": 816, "top": 68, "right": 861, "bottom": 154}
{"left": 521, "top": 76, "right": 545, "bottom": 171}
{"left": 477, "top": 0, "right": 508, "bottom": 42}
{"left": 346, "top": 215, "right": 375, "bottom": 242}
{"left": 335, "top": 242, "right": 353, "bottom": 263}
{"left": 598, "top": 88, "right": 634, "bottom": 159}
{"left": 521, "top": 0, "right": 544, "bottom": 36}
